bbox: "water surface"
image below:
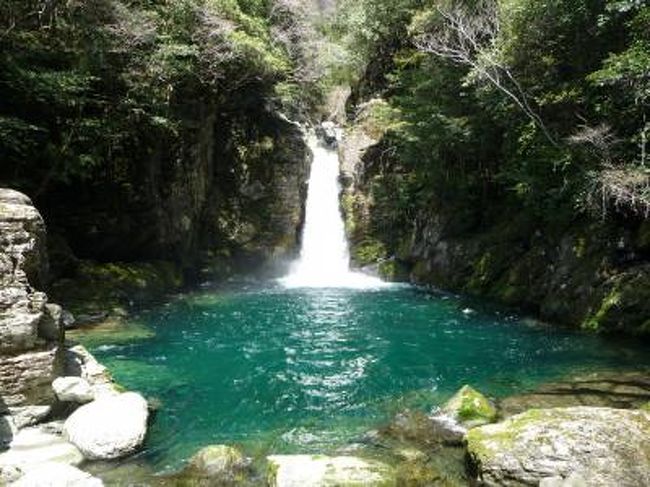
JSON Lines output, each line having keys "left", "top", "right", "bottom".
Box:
{"left": 86, "top": 284, "right": 650, "bottom": 472}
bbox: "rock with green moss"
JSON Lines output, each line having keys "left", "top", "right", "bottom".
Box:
{"left": 467, "top": 407, "right": 650, "bottom": 486}
{"left": 50, "top": 260, "right": 183, "bottom": 319}
{"left": 442, "top": 385, "right": 496, "bottom": 428}
{"left": 173, "top": 445, "right": 250, "bottom": 485}
{"left": 267, "top": 455, "right": 396, "bottom": 487}
{"left": 641, "top": 402, "right": 650, "bottom": 412}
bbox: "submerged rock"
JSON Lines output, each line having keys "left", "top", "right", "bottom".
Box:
{"left": 174, "top": 444, "right": 250, "bottom": 484}
{"left": 267, "top": 455, "right": 395, "bottom": 487}
{"left": 52, "top": 377, "right": 94, "bottom": 404}
{"left": 442, "top": 385, "right": 497, "bottom": 428}
{"left": 466, "top": 406, "right": 650, "bottom": 486}
{"left": 64, "top": 392, "right": 148, "bottom": 460}
{"left": 383, "top": 409, "right": 465, "bottom": 447}
{"left": 11, "top": 462, "right": 103, "bottom": 487}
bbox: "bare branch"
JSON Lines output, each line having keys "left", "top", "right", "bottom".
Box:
{"left": 414, "top": 0, "right": 559, "bottom": 146}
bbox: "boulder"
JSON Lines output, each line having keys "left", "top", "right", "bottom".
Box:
{"left": 317, "top": 121, "right": 339, "bottom": 147}
{"left": 466, "top": 406, "right": 650, "bottom": 486}
{"left": 0, "top": 425, "right": 83, "bottom": 479}
{"left": 52, "top": 377, "right": 94, "bottom": 404}
{"left": 64, "top": 345, "right": 119, "bottom": 398}
{"left": 382, "top": 409, "right": 466, "bottom": 446}
{"left": 267, "top": 455, "right": 395, "bottom": 487}
{"left": 442, "top": 385, "right": 496, "bottom": 428}
{"left": 0, "top": 189, "right": 64, "bottom": 418}
{"left": 11, "top": 462, "right": 103, "bottom": 487}
{"left": 64, "top": 392, "right": 148, "bottom": 460}
{"left": 0, "top": 189, "right": 50, "bottom": 353}
{"left": 38, "top": 304, "right": 64, "bottom": 342}
{"left": 7, "top": 406, "right": 51, "bottom": 429}
{"left": 177, "top": 444, "right": 249, "bottom": 484}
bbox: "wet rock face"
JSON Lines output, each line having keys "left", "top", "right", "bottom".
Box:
{"left": 39, "top": 106, "right": 310, "bottom": 278}
{"left": 467, "top": 407, "right": 650, "bottom": 486}
{"left": 0, "top": 189, "right": 63, "bottom": 414}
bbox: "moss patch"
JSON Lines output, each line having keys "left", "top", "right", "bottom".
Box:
{"left": 351, "top": 239, "right": 388, "bottom": 267}
{"left": 582, "top": 287, "right": 621, "bottom": 332}
{"left": 51, "top": 260, "right": 183, "bottom": 317}
{"left": 443, "top": 385, "right": 497, "bottom": 427}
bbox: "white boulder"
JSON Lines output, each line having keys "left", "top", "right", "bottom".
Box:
{"left": 267, "top": 455, "right": 394, "bottom": 487}
{"left": 64, "top": 392, "right": 148, "bottom": 460}
{"left": 11, "top": 462, "right": 103, "bottom": 487}
{"left": 52, "top": 377, "right": 94, "bottom": 404}
{"left": 0, "top": 425, "right": 83, "bottom": 481}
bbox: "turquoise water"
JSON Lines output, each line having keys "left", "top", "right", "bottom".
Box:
{"left": 88, "top": 284, "right": 650, "bottom": 471}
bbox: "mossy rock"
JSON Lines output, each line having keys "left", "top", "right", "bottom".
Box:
{"left": 442, "top": 385, "right": 497, "bottom": 427}
{"left": 466, "top": 407, "right": 650, "bottom": 486}
{"left": 641, "top": 402, "right": 650, "bottom": 413}
{"left": 51, "top": 260, "right": 183, "bottom": 317}
{"left": 171, "top": 445, "right": 250, "bottom": 485}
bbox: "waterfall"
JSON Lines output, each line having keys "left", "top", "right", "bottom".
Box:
{"left": 281, "top": 129, "right": 385, "bottom": 289}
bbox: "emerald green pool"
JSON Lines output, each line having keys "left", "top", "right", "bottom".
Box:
{"left": 87, "top": 284, "right": 650, "bottom": 472}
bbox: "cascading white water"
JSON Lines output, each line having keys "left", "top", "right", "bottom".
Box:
{"left": 281, "top": 131, "right": 386, "bottom": 288}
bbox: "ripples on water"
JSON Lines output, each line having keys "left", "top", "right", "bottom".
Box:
{"left": 88, "top": 284, "right": 650, "bottom": 471}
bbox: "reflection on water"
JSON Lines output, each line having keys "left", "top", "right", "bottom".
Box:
{"left": 85, "top": 285, "right": 650, "bottom": 471}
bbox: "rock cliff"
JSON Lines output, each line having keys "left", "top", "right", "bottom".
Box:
{"left": 340, "top": 103, "right": 650, "bottom": 334}
{"left": 0, "top": 189, "right": 64, "bottom": 443}
{"left": 38, "top": 102, "right": 310, "bottom": 282}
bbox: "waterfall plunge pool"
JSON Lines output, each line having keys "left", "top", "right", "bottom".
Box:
{"left": 76, "top": 133, "right": 650, "bottom": 481}
{"left": 78, "top": 283, "right": 650, "bottom": 475}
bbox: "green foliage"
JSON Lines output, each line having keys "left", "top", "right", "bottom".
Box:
{"left": 330, "top": 0, "right": 649, "bottom": 226}
{"left": 0, "top": 0, "right": 301, "bottom": 192}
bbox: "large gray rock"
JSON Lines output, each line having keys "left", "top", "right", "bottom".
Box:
{"left": 52, "top": 377, "right": 94, "bottom": 404}
{"left": 0, "top": 189, "right": 64, "bottom": 417}
{"left": 0, "top": 189, "right": 49, "bottom": 353}
{"left": 467, "top": 406, "right": 650, "bottom": 486}
{"left": 267, "top": 455, "right": 395, "bottom": 487}
{"left": 64, "top": 392, "right": 149, "bottom": 460}
{"left": 11, "top": 462, "right": 103, "bottom": 487}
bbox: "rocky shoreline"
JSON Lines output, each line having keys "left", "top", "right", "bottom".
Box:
{"left": 0, "top": 189, "right": 151, "bottom": 485}
{"left": 2, "top": 188, "right": 649, "bottom": 486}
